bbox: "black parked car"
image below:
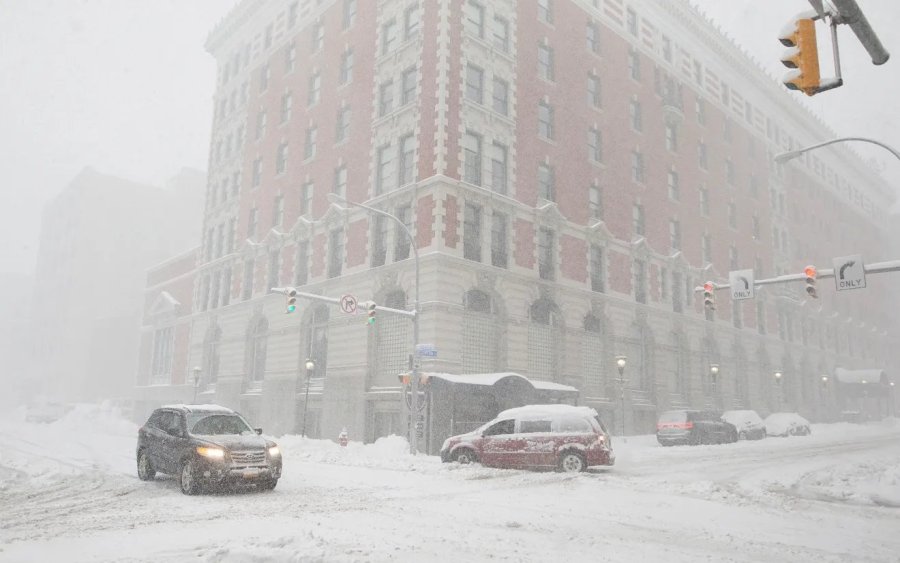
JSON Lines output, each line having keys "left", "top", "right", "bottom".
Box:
{"left": 136, "top": 404, "right": 282, "bottom": 495}
{"left": 656, "top": 410, "right": 739, "bottom": 446}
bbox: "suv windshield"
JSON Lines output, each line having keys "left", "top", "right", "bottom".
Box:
{"left": 658, "top": 411, "right": 688, "bottom": 423}
{"left": 187, "top": 413, "right": 254, "bottom": 435}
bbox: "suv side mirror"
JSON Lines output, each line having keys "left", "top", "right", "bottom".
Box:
{"left": 255, "top": 428, "right": 263, "bottom": 435}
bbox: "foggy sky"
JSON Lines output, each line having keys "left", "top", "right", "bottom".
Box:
{"left": 0, "top": 0, "right": 897, "bottom": 277}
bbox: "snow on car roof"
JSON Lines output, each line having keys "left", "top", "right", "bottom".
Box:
{"left": 497, "top": 404, "right": 598, "bottom": 420}
{"left": 160, "top": 404, "right": 235, "bottom": 414}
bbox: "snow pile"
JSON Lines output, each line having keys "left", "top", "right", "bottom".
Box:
{"left": 790, "top": 458, "right": 900, "bottom": 507}
{"left": 277, "top": 433, "right": 434, "bottom": 471}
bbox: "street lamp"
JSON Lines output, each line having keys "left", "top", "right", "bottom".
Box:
{"left": 774, "top": 371, "right": 783, "bottom": 411}
{"left": 327, "top": 193, "right": 422, "bottom": 454}
{"left": 192, "top": 366, "right": 202, "bottom": 404}
{"left": 774, "top": 137, "right": 900, "bottom": 166}
{"left": 302, "top": 358, "right": 315, "bottom": 437}
{"left": 821, "top": 374, "right": 829, "bottom": 388}
{"left": 615, "top": 356, "right": 627, "bottom": 439}
{"left": 709, "top": 364, "right": 720, "bottom": 408}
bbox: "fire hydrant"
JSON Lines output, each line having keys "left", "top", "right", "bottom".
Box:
{"left": 338, "top": 428, "right": 348, "bottom": 447}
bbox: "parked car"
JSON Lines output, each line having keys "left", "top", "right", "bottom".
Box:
{"left": 721, "top": 410, "right": 767, "bottom": 440}
{"left": 440, "top": 404, "right": 614, "bottom": 473}
{"left": 25, "top": 399, "right": 72, "bottom": 423}
{"left": 136, "top": 404, "right": 282, "bottom": 495}
{"left": 656, "top": 410, "right": 738, "bottom": 446}
{"left": 765, "top": 412, "right": 811, "bottom": 437}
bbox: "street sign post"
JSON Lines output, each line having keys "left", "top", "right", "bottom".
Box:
{"left": 832, "top": 254, "right": 866, "bottom": 291}
{"left": 729, "top": 269, "right": 755, "bottom": 300}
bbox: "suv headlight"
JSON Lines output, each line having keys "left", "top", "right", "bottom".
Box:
{"left": 196, "top": 446, "right": 225, "bottom": 459}
{"left": 268, "top": 446, "right": 281, "bottom": 457}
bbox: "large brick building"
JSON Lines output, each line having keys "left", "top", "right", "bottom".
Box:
{"left": 135, "top": 0, "right": 898, "bottom": 449}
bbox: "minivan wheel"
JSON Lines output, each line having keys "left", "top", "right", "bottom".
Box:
{"left": 452, "top": 448, "right": 477, "bottom": 465}
{"left": 137, "top": 449, "right": 155, "bottom": 481}
{"left": 180, "top": 459, "right": 201, "bottom": 495}
{"left": 558, "top": 452, "right": 586, "bottom": 473}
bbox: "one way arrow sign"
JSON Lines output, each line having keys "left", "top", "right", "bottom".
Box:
{"left": 832, "top": 254, "right": 866, "bottom": 291}
{"left": 729, "top": 269, "right": 755, "bottom": 300}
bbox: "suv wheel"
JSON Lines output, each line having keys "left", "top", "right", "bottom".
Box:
{"left": 452, "top": 448, "right": 477, "bottom": 465}
{"left": 259, "top": 478, "right": 278, "bottom": 491}
{"left": 558, "top": 452, "right": 586, "bottom": 473}
{"left": 137, "top": 449, "right": 155, "bottom": 481}
{"left": 180, "top": 459, "right": 201, "bottom": 495}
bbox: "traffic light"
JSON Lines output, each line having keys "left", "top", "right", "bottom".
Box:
{"left": 367, "top": 301, "right": 376, "bottom": 325}
{"left": 703, "top": 281, "right": 716, "bottom": 310}
{"left": 779, "top": 14, "right": 821, "bottom": 96}
{"left": 285, "top": 288, "right": 297, "bottom": 314}
{"left": 804, "top": 265, "right": 818, "bottom": 298}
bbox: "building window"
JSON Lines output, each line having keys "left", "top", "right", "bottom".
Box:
{"left": 492, "top": 77, "right": 509, "bottom": 115}
{"left": 246, "top": 317, "right": 268, "bottom": 386}
{"left": 756, "top": 300, "right": 766, "bottom": 334}
{"left": 628, "top": 48, "right": 641, "bottom": 80}
{"left": 586, "top": 22, "right": 599, "bottom": 54}
{"left": 463, "top": 131, "right": 482, "bottom": 186}
{"left": 404, "top": 4, "right": 420, "bottom": 39}
{"left": 629, "top": 99, "right": 642, "bottom": 131}
{"left": 696, "top": 97, "right": 706, "bottom": 125}
{"left": 702, "top": 234, "right": 712, "bottom": 263}
{"left": 308, "top": 72, "right": 321, "bottom": 106}
{"left": 672, "top": 272, "right": 683, "bottom": 313}
{"left": 466, "top": 64, "right": 484, "bottom": 103}
{"left": 538, "top": 227, "right": 556, "bottom": 280}
{"left": 301, "top": 181, "right": 313, "bottom": 216}
{"left": 587, "top": 73, "right": 601, "bottom": 108}
{"left": 379, "top": 80, "right": 394, "bottom": 116}
{"left": 493, "top": 15, "right": 509, "bottom": 52}
{"left": 402, "top": 66, "right": 417, "bottom": 105}
{"left": 588, "top": 127, "right": 602, "bottom": 163}
{"left": 328, "top": 227, "right": 343, "bottom": 278}
{"left": 247, "top": 207, "right": 258, "bottom": 238}
{"left": 631, "top": 150, "right": 644, "bottom": 183}
{"left": 632, "top": 204, "right": 645, "bottom": 236}
{"left": 311, "top": 22, "right": 324, "bottom": 52}
{"left": 335, "top": 106, "right": 351, "bottom": 143}
{"left": 150, "top": 326, "right": 175, "bottom": 382}
{"left": 242, "top": 258, "right": 254, "bottom": 300}
{"left": 304, "top": 125, "right": 317, "bottom": 159}
{"left": 464, "top": 202, "right": 482, "bottom": 262}
{"left": 340, "top": 49, "right": 354, "bottom": 84}
{"left": 726, "top": 159, "right": 736, "bottom": 185}
{"left": 728, "top": 201, "right": 737, "bottom": 228}
{"left": 538, "top": 100, "right": 554, "bottom": 140}
{"left": 342, "top": 0, "right": 356, "bottom": 29}
{"left": 490, "top": 142, "right": 507, "bottom": 194}
{"left": 665, "top": 122, "right": 678, "bottom": 151}
{"left": 626, "top": 7, "right": 638, "bottom": 35}
{"left": 333, "top": 165, "right": 347, "bottom": 197}
{"left": 285, "top": 42, "right": 296, "bottom": 73}
{"left": 371, "top": 215, "right": 388, "bottom": 267}
{"left": 491, "top": 212, "right": 508, "bottom": 268}
{"left": 255, "top": 111, "right": 267, "bottom": 140}
{"left": 589, "top": 183, "right": 603, "bottom": 219}
{"left": 670, "top": 219, "right": 681, "bottom": 251}
{"left": 252, "top": 157, "right": 262, "bottom": 187}
{"left": 697, "top": 142, "right": 708, "bottom": 169}
{"left": 538, "top": 163, "right": 555, "bottom": 201}
{"left": 259, "top": 63, "right": 270, "bottom": 91}
{"left": 280, "top": 92, "right": 293, "bottom": 123}
{"left": 667, "top": 171, "right": 680, "bottom": 200}
{"left": 538, "top": 44, "right": 554, "bottom": 81}
{"left": 381, "top": 19, "right": 397, "bottom": 55}
{"left": 295, "top": 241, "right": 309, "bottom": 285}
{"left": 272, "top": 195, "right": 284, "bottom": 227}
{"left": 699, "top": 186, "right": 709, "bottom": 216}
{"left": 538, "top": 0, "right": 553, "bottom": 23}
{"left": 375, "top": 143, "right": 395, "bottom": 195}
{"left": 394, "top": 204, "right": 412, "bottom": 260}
{"left": 752, "top": 215, "right": 760, "bottom": 240}
{"left": 276, "top": 143, "right": 288, "bottom": 175}
{"left": 398, "top": 134, "right": 415, "bottom": 186}
{"left": 590, "top": 244, "right": 605, "bottom": 292}
{"left": 267, "top": 249, "right": 281, "bottom": 291}
{"left": 466, "top": 1, "right": 485, "bottom": 39}
{"left": 662, "top": 35, "right": 672, "bottom": 62}
{"left": 633, "top": 259, "right": 647, "bottom": 303}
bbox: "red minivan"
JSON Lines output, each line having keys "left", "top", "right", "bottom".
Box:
{"left": 440, "top": 405, "right": 614, "bottom": 472}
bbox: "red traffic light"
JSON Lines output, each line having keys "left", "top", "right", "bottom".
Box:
{"left": 803, "top": 265, "right": 817, "bottom": 279}
{"left": 703, "top": 282, "right": 714, "bottom": 293}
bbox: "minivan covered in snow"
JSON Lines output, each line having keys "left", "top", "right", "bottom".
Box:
{"left": 440, "top": 404, "right": 614, "bottom": 472}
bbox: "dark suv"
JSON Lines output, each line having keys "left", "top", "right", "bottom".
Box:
{"left": 656, "top": 410, "right": 738, "bottom": 446}
{"left": 136, "top": 404, "right": 282, "bottom": 495}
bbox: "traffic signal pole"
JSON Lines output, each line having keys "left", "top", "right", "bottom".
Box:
{"left": 694, "top": 260, "right": 900, "bottom": 293}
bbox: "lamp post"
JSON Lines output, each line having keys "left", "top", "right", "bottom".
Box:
{"left": 890, "top": 381, "right": 896, "bottom": 417}
{"left": 302, "top": 358, "right": 315, "bottom": 437}
{"left": 861, "top": 379, "right": 869, "bottom": 420}
{"left": 820, "top": 374, "right": 830, "bottom": 421}
{"left": 192, "top": 366, "right": 201, "bottom": 404}
{"left": 615, "top": 356, "right": 627, "bottom": 440}
{"left": 774, "top": 137, "right": 900, "bottom": 166}
{"left": 327, "top": 193, "right": 422, "bottom": 454}
{"left": 774, "top": 371, "right": 783, "bottom": 411}
{"left": 709, "top": 364, "right": 720, "bottom": 409}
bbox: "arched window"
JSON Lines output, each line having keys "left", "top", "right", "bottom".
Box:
{"left": 463, "top": 289, "right": 499, "bottom": 373}
{"left": 246, "top": 316, "right": 269, "bottom": 386}
{"left": 528, "top": 298, "right": 563, "bottom": 381}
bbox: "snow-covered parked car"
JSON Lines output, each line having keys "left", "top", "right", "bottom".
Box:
{"left": 440, "top": 404, "right": 614, "bottom": 472}
{"left": 765, "top": 412, "right": 811, "bottom": 437}
{"left": 721, "top": 410, "right": 767, "bottom": 440}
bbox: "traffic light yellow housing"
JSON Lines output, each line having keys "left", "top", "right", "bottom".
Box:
{"left": 780, "top": 17, "right": 821, "bottom": 96}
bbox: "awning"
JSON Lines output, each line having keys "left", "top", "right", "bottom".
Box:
{"left": 834, "top": 368, "right": 888, "bottom": 385}
{"left": 425, "top": 372, "right": 578, "bottom": 393}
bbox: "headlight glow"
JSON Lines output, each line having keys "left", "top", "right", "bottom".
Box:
{"left": 268, "top": 446, "right": 281, "bottom": 457}
{"left": 196, "top": 446, "right": 225, "bottom": 459}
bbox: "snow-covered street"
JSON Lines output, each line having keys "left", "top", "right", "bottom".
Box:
{"left": 1, "top": 405, "right": 899, "bottom": 562}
